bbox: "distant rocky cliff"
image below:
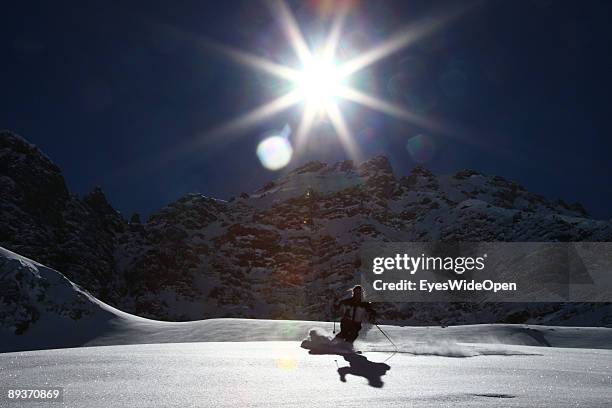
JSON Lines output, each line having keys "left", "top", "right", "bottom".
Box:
{"left": 1, "top": 130, "right": 610, "bottom": 327}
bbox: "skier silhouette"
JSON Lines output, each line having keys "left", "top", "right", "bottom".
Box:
{"left": 333, "top": 285, "right": 377, "bottom": 343}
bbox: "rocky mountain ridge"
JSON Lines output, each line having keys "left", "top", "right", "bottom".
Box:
{"left": 1, "top": 129, "right": 610, "bottom": 328}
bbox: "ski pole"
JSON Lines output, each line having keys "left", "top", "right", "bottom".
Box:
{"left": 333, "top": 320, "right": 336, "bottom": 334}
{"left": 375, "top": 323, "right": 398, "bottom": 351}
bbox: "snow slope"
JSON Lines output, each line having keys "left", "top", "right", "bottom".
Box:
{"left": 0, "top": 246, "right": 153, "bottom": 352}
{"left": 2, "top": 247, "right": 611, "bottom": 407}
{"left": 1, "top": 342, "right": 611, "bottom": 407}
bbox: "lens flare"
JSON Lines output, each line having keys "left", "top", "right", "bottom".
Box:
{"left": 275, "top": 352, "right": 298, "bottom": 370}
{"left": 256, "top": 135, "right": 293, "bottom": 170}
{"left": 406, "top": 134, "right": 436, "bottom": 163}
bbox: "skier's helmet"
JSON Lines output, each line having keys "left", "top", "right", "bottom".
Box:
{"left": 350, "top": 285, "right": 363, "bottom": 297}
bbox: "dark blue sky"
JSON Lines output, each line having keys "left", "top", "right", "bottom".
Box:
{"left": 2, "top": 0, "right": 611, "bottom": 219}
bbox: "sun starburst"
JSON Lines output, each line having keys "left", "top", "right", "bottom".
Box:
{"left": 294, "top": 55, "right": 343, "bottom": 107}
{"left": 205, "top": 0, "right": 466, "bottom": 165}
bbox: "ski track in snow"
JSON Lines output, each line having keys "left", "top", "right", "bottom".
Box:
{"left": 301, "top": 328, "right": 540, "bottom": 358}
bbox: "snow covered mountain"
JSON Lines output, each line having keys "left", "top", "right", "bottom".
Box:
{"left": 1, "top": 130, "right": 611, "bottom": 327}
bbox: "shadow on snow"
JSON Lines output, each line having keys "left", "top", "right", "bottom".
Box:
{"left": 301, "top": 329, "right": 391, "bottom": 388}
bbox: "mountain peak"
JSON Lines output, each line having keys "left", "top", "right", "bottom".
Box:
{"left": 400, "top": 164, "right": 437, "bottom": 190}
{"left": 289, "top": 160, "right": 328, "bottom": 175}
{"left": 0, "top": 129, "right": 62, "bottom": 175}
{"left": 410, "top": 165, "right": 435, "bottom": 178}
{"left": 0, "top": 130, "right": 70, "bottom": 226}
{"left": 358, "top": 155, "right": 394, "bottom": 176}
{"left": 83, "top": 186, "right": 116, "bottom": 216}
{"left": 1, "top": 129, "right": 46, "bottom": 156}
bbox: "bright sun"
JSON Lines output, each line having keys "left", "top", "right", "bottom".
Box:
{"left": 295, "top": 56, "right": 343, "bottom": 107}
{"left": 205, "top": 0, "right": 455, "bottom": 168}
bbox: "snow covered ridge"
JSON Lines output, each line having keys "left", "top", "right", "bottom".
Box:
{"left": 1, "top": 130, "right": 612, "bottom": 325}
{"left": 0, "top": 247, "right": 96, "bottom": 333}
{"left": 0, "top": 246, "right": 147, "bottom": 352}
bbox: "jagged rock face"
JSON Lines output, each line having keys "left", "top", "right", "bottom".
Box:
{"left": 0, "top": 131, "right": 125, "bottom": 304}
{"left": 1, "top": 130, "right": 611, "bottom": 324}
{"left": 113, "top": 154, "right": 611, "bottom": 322}
{"left": 0, "top": 131, "right": 69, "bottom": 254}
